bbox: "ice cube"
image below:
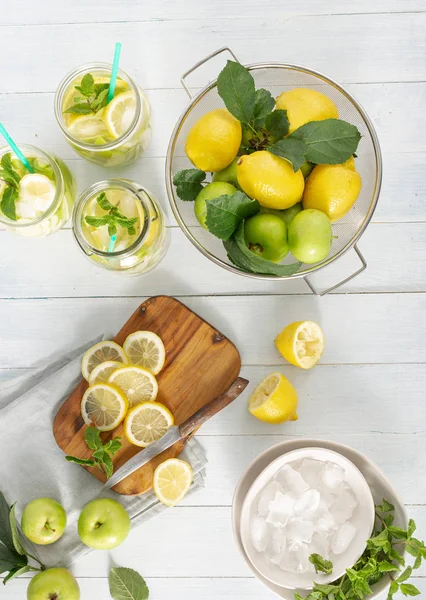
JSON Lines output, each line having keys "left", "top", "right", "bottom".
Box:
{"left": 321, "top": 461, "right": 345, "bottom": 491}
{"left": 313, "top": 507, "right": 338, "bottom": 538}
{"left": 15, "top": 201, "right": 37, "bottom": 220}
{"left": 320, "top": 490, "right": 336, "bottom": 509}
{"left": 331, "top": 521, "right": 356, "bottom": 555}
{"left": 279, "top": 546, "right": 300, "bottom": 573}
{"left": 266, "top": 529, "right": 287, "bottom": 564}
{"left": 250, "top": 515, "right": 271, "bottom": 552}
{"left": 287, "top": 519, "right": 314, "bottom": 545}
{"left": 329, "top": 484, "right": 357, "bottom": 525}
{"left": 281, "top": 542, "right": 314, "bottom": 574}
{"left": 275, "top": 464, "right": 309, "bottom": 494}
{"left": 257, "top": 481, "right": 281, "bottom": 516}
{"left": 266, "top": 491, "right": 295, "bottom": 527}
{"left": 299, "top": 458, "right": 324, "bottom": 489}
{"left": 294, "top": 489, "right": 321, "bottom": 517}
{"left": 310, "top": 532, "right": 331, "bottom": 559}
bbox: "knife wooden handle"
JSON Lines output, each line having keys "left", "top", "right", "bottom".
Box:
{"left": 179, "top": 376, "right": 249, "bottom": 439}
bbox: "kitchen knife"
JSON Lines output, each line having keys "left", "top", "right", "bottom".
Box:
{"left": 101, "top": 376, "right": 249, "bottom": 493}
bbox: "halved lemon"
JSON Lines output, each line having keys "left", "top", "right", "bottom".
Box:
{"left": 81, "top": 383, "right": 128, "bottom": 431}
{"left": 68, "top": 113, "right": 109, "bottom": 144}
{"left": 108, "top": 366, "right": 158, "bottom": 408}
{"left": 81, "top": 341, "right": 128, "bottom": 381}
{"left": 248, "top": 372, "right": 298, "bottom": 424}
{"left": 123, "top": 331, "right": 165, "bottom": 375}
{"left": 124, "top": 401, "right": 174, "bottom": 447}
{"left": 153, "top": 459, "right": 193, "bottom": 507}
{"left": 275, "top": 320, "right": 325, "bottom": 369}
{"left": 88, "top": 360, "right": 123, "bottom": 386}
{"left": 19, "top": 174, "right": 56, "bottom": 214}
{"left": 103, "top": 91, "right": 137, "bottom": 139}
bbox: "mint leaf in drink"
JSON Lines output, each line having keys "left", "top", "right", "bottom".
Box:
{"left": 291, "top": 118, "right": 361, "bottom": 164}
{"left": 85, "top": 193, "right": 139, "bottom": 239}
{"left": 217, "top": 60, "right": 256, "bottom": 125}
{"left": 173, "top": 168, "right": 206, "bottom": 201}
{"left": 91, "top": 88, "right": 109, "bottom": 112}
{"left": 109, "top": 567, "right": 149, "bottom": 600}
{"left": 108, "top": 222, "right": 117, "bottom": 236}
{"left": 253, "top": 88, "right": 275, "bottom": 128}
{"left": 64, "top": 103, "right": 94, "bottom": 115}
{"left": 309, "top": 553, "right": 333, "bottom": 575}
{"left": 224, "top": 222, "right": 301, "bottom": 276}
{"left": 75, "top": 73, "right": 95, "bottom": 98}
{"left": 267, "top": 137, "right": 307, "bottom": 171}
{"left": 85, "top": 215, "right": 111, "bottom": 228}
{"left": 1, "top": 154, "right": 21, "bottom": 185}
{"left": 65, "top": 72, "right": 114, "bottom": 115}
{"left": 265, "top": 109, "right": 290, "bottom": 140}
{"left": 205, "top": 191, "right": 260, "bottom": 240}
{"left": 1, "top": 185, "right": 18, "bottom": 221}
{"left": 97, "top": 192, "right": 115, "bottom": 211}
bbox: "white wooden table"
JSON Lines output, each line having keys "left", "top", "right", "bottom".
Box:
{"left": 1, "top": 1, "right": 425, "bottom": 598}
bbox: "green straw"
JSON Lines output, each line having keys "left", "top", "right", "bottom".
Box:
{"left": 108, "top": 234, "right": 117, "bottom": 252}
{"left": 107, "top": 42, "right": 122, "bottom": 103}
{"left": 0, "top": 123, "right": 34, "bottom": 173}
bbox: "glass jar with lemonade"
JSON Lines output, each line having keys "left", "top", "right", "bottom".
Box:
{"left": 54, "top": 63, "right": 151, "bottom": 167}
{"left": 0, "top": 144, "right": 75, "bottom": 237}
{"left": 72, "top": 179, "right": 168, "bottom": 275}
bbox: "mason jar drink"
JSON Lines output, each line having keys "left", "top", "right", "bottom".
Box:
{"left": 72, "top": 179, "right": 168, "bottom": 274}
{"left": 0, "top": 145, "right": 75, "bottom": 237}
{"left": 55, "top": 63, "right": 151, "bottom": 167}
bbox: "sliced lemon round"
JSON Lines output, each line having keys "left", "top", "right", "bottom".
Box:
{"left": 88, "top": 360, "right": 123, "bottom": 386}
{"left": 103, "top": 91, "right": 137, "bottom": 139}
{"left": 68, "top": 113, "right": 110, "bottom": 144}
{"left": 81, "top": 383, "right": 128, "bottom": 431}
{"left": 81, "top": 341, "right": 128, "bottom": 381}
{"left": 153, "top": 458, "right": 193, "bottom": 507}
{"left": 275, "top": 320, "right": 325, "bottom": 369}
{"left": 18, "top": 174, "right": 56, "bottom": 214}
{"left": 108, "top": 366, "right": 158, "bottom": 408}
{"left": 248, "top": 372, "right": 298, "bottom": 424}
{"left": 124, "top": 401, "right": 174, "bottom": 447}
{"left": 123, "top": 331, "right": 165, "bottom": 375}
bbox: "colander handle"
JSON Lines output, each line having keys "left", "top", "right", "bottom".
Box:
{"left": 303, "top": 244, "right": 367, "bottom": 296}
{"left": 181, "top": 47, "right": 241, "bottom": 98}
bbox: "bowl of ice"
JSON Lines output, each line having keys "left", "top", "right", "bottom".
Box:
{"left": 239, "top": 447, "right": 375, "bottom": 590}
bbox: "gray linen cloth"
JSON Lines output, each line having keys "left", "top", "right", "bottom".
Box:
{"left": 0, "top": 337, "right": 207, "bottom": 567}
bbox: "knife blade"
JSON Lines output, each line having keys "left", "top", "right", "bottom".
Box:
{"left": 100, "top": 376, "right": 248, "bottom": 493}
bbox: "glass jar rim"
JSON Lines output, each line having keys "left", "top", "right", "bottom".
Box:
{"left": 54, "top": 63, "right": 142, "bottom": 152}
{"left": 73, "top": 179, "right": 151, "bottom": 258}
{"left": 0, "top": 144, "right": 64, "bottom": 228}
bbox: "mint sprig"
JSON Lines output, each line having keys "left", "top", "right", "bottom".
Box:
{"left": 309, "top": 553, "right": 333, "bottom": 575}
{"left": 0, "top": 153, "right": 22, "bottom": 221}
{"left": 85, "top": 192, "right": 138, "bottom": 237}
{"left": 65, "top": 426, "right": 122, "bottom": 479}
{"left": 64, "top": 73, "right": 110, "bottom": 115}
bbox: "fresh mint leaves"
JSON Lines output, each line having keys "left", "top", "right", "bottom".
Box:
{"left": 217, "top": 60, "right": 256, "bottom": 125}
{"left": 64, "top": 73, "right": 110, "bottom": 115}
{"left": 109, "top": 567, "right": 149, "bottom": 600}
{"left": 205, "top": 191, "right": 260, "bottom": 240}
{"left": 309, "top": 553, "right": 333, "bottom": 575}
{"left": 173, "top": 169, "right": 206, "bottom": 201}
{"left": 65, "top": 426, "right": 122, "bottom": 479}
{"left": 85, "top": 192, "right": 138, "bottom": 238}
{"left": 0, "top": 153, "right": 22, "bottom": 221}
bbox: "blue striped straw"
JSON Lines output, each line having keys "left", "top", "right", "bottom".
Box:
{"left": 107, "top": 43, "right": 122, "bottom": 103}
{"left": 0, "top": 124, "right": 34, "bottom": 173}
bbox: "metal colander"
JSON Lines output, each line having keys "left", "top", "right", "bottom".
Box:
{"left": 166, "top": 48, "right": 382, "bottom": 295}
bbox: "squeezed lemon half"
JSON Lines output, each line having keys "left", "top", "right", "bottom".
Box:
{"left": 248, "top": 372, "right": 298, "bottom": 424}
{"left": 275, "top": 320, "right": 325, "bottom": 369}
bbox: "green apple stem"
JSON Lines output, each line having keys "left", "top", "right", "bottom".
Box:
{"left": 26, "top": 552, "right": 46, "bottom": 570}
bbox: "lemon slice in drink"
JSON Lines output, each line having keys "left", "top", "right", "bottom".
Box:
{"left": 18, "top": 174, "right": 56, "bottom": 216}
{"left": 124, "top": 401, "right": 174, "bottom": 447}
{"left": 88, "top": 360, "right": 123, "bottom": 386}
{"left": 68, "top": 113, "right": 110, "bottom": 144}
{"left": 81, "top": 383, "right": 128, "bottom": 431}
{"left": 103, "top": 91, "right": 137, "bottom": 139}
{"left": 275, "top": 320, "right": 325, "bottom": 369}
{"left": 81, "top": 341, "right": 128, "bottom": 381}
{"left": 123, "top": 331, "right": 165, "bottom": 375}
{"left": 248, "top": 372, "right": 298, "bottom": 424}
{"left": 108, "top": 366, "right": 158, "bottom": 408}
{"left": 153, "top": 459, "right": 193, "bottom": 507}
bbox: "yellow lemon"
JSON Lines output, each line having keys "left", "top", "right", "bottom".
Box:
{"left": 276, "top": 88, "right": 339, "bottom": 134}
{"left": 185, "top": 108, "right": 242, "bottom": 172}
{"left": 302, "top": 158, "right": 362, "bottom": 222}
{"left": 248, "top": 373, "right": 298, "bottom": 424}
{"left": 237, "top": 151, "right": 304, "bottom": 209}
{"left": 153, "top": 459, "right": 193, "bottom": 506}
{"left": 275, "top": 321, "right": 324, "bottom": 369}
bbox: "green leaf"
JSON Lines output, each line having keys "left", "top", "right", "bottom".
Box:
{"left": 313, "top": 583, "right": 339, "bottom": 595}
{"left": 376, "top": 499, "right": 395, "bottom": 514}
{"left": 94, "top": 82, "right": 110, "bottom": 95}
{"left": 309, "top": 553, "right": 333, "bottom": 575}
{"left": 65, "top": 456, "right": 96, "bottom": 466}
{"left": 92, "top": 447, "right": 106, "bottom": 461}
{"left": 400, "top": 584, "right": 421, "bottom": 597}
{"left": 265, "top": 110, "right": 290, "bottom": 140}
{"left": 216, "top": 60, "right": 256, "bottom": 125}
{"left": 253, "top": 88, "right": 275, "bottom": 127}
{"left": 109, "top": 567, "right": 149, "bottom": 600}
{"left": 76, "top": 73, "right": 95, "bottom": 97}
{"left": 91, "top": 88, "right": 109, "bottom": 112}
{"left": 101, "top": 453, "right": 114, "bottom": 480}
{"left": 0, "top": 543, "right": 20, "bottom": 575}
{"left": 3, "top": 564, "right": 31, "bottom": 584}
{"left": 173, "top": 169, "right": 206, "bottom": 201}
{"left": 387, "top": 526, "right": 408, "bottom": 540}
{"left": 413, "top": 555, "right": 422, "bottom": 570}
{"left": 96, "top": 192, "right": 115, "bottom": 212}
{"left": 108, "top": 222, "right": 117, "bottom": 236}
{"left": 397, "top": 567, "right": 412, "bottom": 583}
{"left": 406, "top": 538, "right": 423, "bottom": 557}
{"left": 64, "top": 102, "right": 94, "bottom": 115}
{"left": 85, "top": 215, "right": 111, "bottom": 228}
{"left": 9, "top": 505, "right": 26, "bottom": 556}
{"left": 408, "top": 519, "right": 416, "bottom": 538}
{"left": 0, "top": 154, "right": 20, "bottom": 185}
{"left": 294, "top": 594, "right": 304, "bottom": 600}
{"left": 367, "top": 529, "right": 389, "bottom": 548}
{"left": 291, "top": 119, "right": 361, "bottom": 164}
{"left": 387, "top": 581, "right": 399, "bottom": 600}
{"left": 205, "top": 191, "right": 260, "bottom": 240}
{"left": 0, "top": 492, "right": 14, "bottom": 552}
{"left": 224, "top": 222, "right": 301, "bottom": 276}
{"left": 1, "top": 187, "right": 18, "bottom": 221}
{"left": 378, "top": 561, "right": 399, "bottom": 573}
{"left": 267, "top": 137, "right": 307, "bottom": 171}
{"left": 389, "top": 547, "right": 405, "bottom": 566}
{"left": 114, "top": 215, "right": 138, "bottom": 231}
{"left": 85, "top": 426, "right": 103, "bottom": 450}
{"left": 104, "top": 437, "right": 123, "bottom": 456}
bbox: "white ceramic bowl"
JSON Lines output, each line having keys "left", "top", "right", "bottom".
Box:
{"left": 240, "top": 447, "right": 375, "bottom": 590}
{"left": 232, "top": 438, "right": 408, "bottom": 600}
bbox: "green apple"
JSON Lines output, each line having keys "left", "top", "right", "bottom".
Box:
{"left": 78, "top": 498, "right": 130, "bottom": 550}
{"left": 260, "top": 203, "right": 302, "bottom": 226}
{"left": 300, "top": 161, "right": 314, "bottom": 178}
{"left": 21, "top": 498, "right": 67, "bottom": 545}
{"left": 288, "top": 208, "right": 332, "bottom": 264}
{"left": 244, "top": 213, "right": 289, "bottom": 263}
{"left": 212, "top": 158, "right": 239, "bottom": 187}
{"left": 27, "top": 568, "right": 80, "bottom": 600}
{"left": 194, "top": 181, "right": 237, "bottom": 229}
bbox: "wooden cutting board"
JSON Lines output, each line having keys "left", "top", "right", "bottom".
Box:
{"left": 53, "top": 295, "right": 241, "bottom": 495}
